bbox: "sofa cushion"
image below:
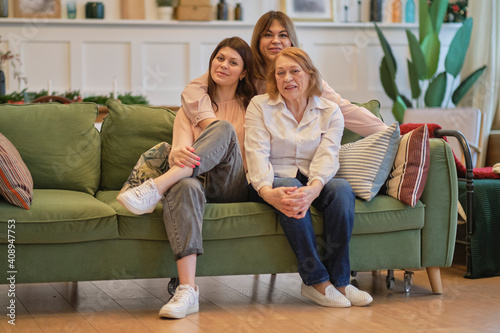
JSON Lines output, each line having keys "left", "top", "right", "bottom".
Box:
{"left": 0, "top": 189, "right": 118, "bottom": 244}
{"left": 300, "top": 195, "right": 425, "bottom": 237}
{"left": 96, "top": 190, "right": 278, "bottom": 241}
{"left": 100, "top": 99, "right": 177, "bottom": 190}
{"left": 0, "top": 103, "right": 101, "bottom": 195}
{"left": 0, "top": 133, "right": 34, "bottom": 209}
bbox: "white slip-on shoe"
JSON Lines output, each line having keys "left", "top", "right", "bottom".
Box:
{"left": 159, "top": 284, "right": 199, "bottom": 319}
{"left": 116, "top": 179, "right": 162, "bottom": 215}
{"left": 301, "top": 283, "right": 351, "bottom": 308}
{"left": 344, "top": 285, "right": 373, "bottom": 306}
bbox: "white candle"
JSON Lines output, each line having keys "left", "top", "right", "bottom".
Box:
{"left": 47, "top": 80, "right": 52, "bottom": 96}
{"left": 113, "top": 79, "right": 118, "bottom": 99}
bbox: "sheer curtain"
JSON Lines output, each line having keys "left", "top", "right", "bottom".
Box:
{"left": 461, "top": 1, "right": 500, "bottom": 167}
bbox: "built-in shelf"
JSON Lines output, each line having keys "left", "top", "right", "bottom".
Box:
{"left": 0, "top": 17, "right": 448, "bottom": 28}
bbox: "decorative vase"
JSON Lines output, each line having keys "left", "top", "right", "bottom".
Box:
{"left": 0, "top": 0, "right": 8, "bottom": 18}
{"left": 405, "top": 0, "right": 415, "bottom": 23}
{"left": 370, "top": 0, "right": 382, "bottom": 22}
{"left": 391, "top": 0, "right": 402, "bottom": 23}
{"left": 158, "top": 6, "right": 173, "bottom": 20}
{"left": 234, "top": 3, "right": 242, "bottom": 21}
{"left": 217, "top": 0, "right": 227, "bottom": 20}
{"left": 85, "top": 2, "right": 104, "bottom": 19}
{"left": 0, "top": 70, "right": 5, "bottom": 96}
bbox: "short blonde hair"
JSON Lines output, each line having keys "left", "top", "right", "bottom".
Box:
{"left": 266, "top": 47, "right": 323, "bottom": 100}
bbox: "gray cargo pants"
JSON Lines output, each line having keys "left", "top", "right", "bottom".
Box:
{"left": 161, "top": 120, "right": 248, "bottom": 260}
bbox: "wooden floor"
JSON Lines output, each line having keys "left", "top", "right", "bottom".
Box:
{"left": 1, "top": 264, "right": 499, "bottom": 333}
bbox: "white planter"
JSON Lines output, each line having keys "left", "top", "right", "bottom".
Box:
{"left": 158, "top": 6, "right": 173, "bottom": 20}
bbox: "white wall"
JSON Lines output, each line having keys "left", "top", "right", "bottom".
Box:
{"left": 1, "top": 0, "right": 457, "bottom": 124}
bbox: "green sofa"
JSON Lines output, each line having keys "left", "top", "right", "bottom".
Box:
{"left": 0, "top": 100, "right": 458, "bottom": 294}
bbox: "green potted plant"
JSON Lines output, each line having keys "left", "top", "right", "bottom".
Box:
{"left": 374, "top": 0, "right": 486, "bottom": 123}
{"left": 157, "top": 0, "right": 174, "bottom": 20}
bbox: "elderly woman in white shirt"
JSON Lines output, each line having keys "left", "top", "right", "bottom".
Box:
{"left": 245, "top": 47, "right": 373, "bottom": 308}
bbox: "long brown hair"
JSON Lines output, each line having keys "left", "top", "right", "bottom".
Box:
{"left": 266, "top": 47, "right": 323, "bottom": 100}
{"left": 207, "top": 37, "right": 256, "bottom": 111}
{"left": 251, "top": 11, "right": 299, "bottom": 81}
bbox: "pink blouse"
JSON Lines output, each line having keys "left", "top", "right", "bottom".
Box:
{"left": 172, "top": 99, "right": 247, "bottom": 169}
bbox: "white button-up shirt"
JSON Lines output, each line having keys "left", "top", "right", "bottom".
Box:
{"left": 245, "top": 93, "right": 344, "bottom": 192}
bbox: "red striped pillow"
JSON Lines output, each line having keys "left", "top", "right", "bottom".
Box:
{"left": 0, "top": 133, "right": 34, "bottom": 209}
{"left": 385, "top": 124, "right": 430, "bottom": 207}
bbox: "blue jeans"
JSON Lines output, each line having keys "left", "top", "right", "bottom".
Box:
{"left": 272, "top": 174, "right": 355, "bottom": 288}
{"left": 162, "top": 120, "right": 248, "bottom": 260}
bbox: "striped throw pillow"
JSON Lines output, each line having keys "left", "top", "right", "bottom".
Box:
{"left": 385, "top": 124, "right": 430, "bottom": 207}
{"left": 0, "top": 133, "right": 34, "bottom": 209}
{"left": 336, "top": 123, "right": 400, "bottom": 201}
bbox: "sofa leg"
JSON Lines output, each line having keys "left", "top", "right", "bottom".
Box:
{"left": 371, "top": 270, "right": 381, "bottom": 276}
{"left": 426, "top": 267, "right": 443, "bottom": 294}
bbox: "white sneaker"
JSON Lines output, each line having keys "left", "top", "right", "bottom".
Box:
{"left": 159, "top": 284, "right": 199, "bottom": 319}
{"left": 116, "top": 179, "right": 162, "bottom": 215}
{"left": 301, "top": 283, "right": 351, "bottom": 308}
{"left": 344, "top": 285, "right": 373, "bottom": 306}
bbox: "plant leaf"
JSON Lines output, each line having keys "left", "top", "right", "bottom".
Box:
{"left": 424, "top": 72, "right": 447, "bottom": 107}
{"left": 374, "top": 23, "right": 397, "bottom": 77}
{"left": 452, "top": 65, "right": 487, "bottom": 105}
{"left": 445, "top": 18, "right": 473, "bottom": 77}
{"left": 400, "top": 94, "right": 413, "bottom": 108}
{"left": 419, "top": 0, "right": 434, "bottom": 43}
{"left": 392, "top": 95, "right": 407, "bottom": 123}
{"left": 406, "top": 29, "right": 427, "bottom": 80}
{"left": 407, "top": 60, "right": 421, "bottom": 100}
{"left": 421, "top": 32, "right": 440, "bottom": 79}
{"left": 380, "top": 57, "right": 398, "bottom": 101}
{"left": 429, "top": 0, "right": 448, "bottom": 34}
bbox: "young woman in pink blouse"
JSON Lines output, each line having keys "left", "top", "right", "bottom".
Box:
{"left": 117, "top": 37, "right": 256, "bottom": 319}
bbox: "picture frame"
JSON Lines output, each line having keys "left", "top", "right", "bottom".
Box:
{"left": 281, "top": 0, "right": 335, "bottom": 21}
{"left": 13, "top": 0, "right": 61, "bottom": 19}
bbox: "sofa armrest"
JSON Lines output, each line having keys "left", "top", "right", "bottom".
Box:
{"left": 419, "top": 138, "right": 458, "bottom": 268}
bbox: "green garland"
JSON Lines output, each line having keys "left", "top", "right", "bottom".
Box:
{"left": 0, "top": 89, "right": 149, "bottom": 105}
{"left": 82, "top": 93, "right": 149, "bottom": 105}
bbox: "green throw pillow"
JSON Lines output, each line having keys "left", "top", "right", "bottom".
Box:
{"left": 100, "top": 99, "right": 177, "bottom": 190}
{"left": 341, "top": 100, "right": 383, "bottom": 145}
{"left": 0, "top": 102, "right": 101, "bottom": 195}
